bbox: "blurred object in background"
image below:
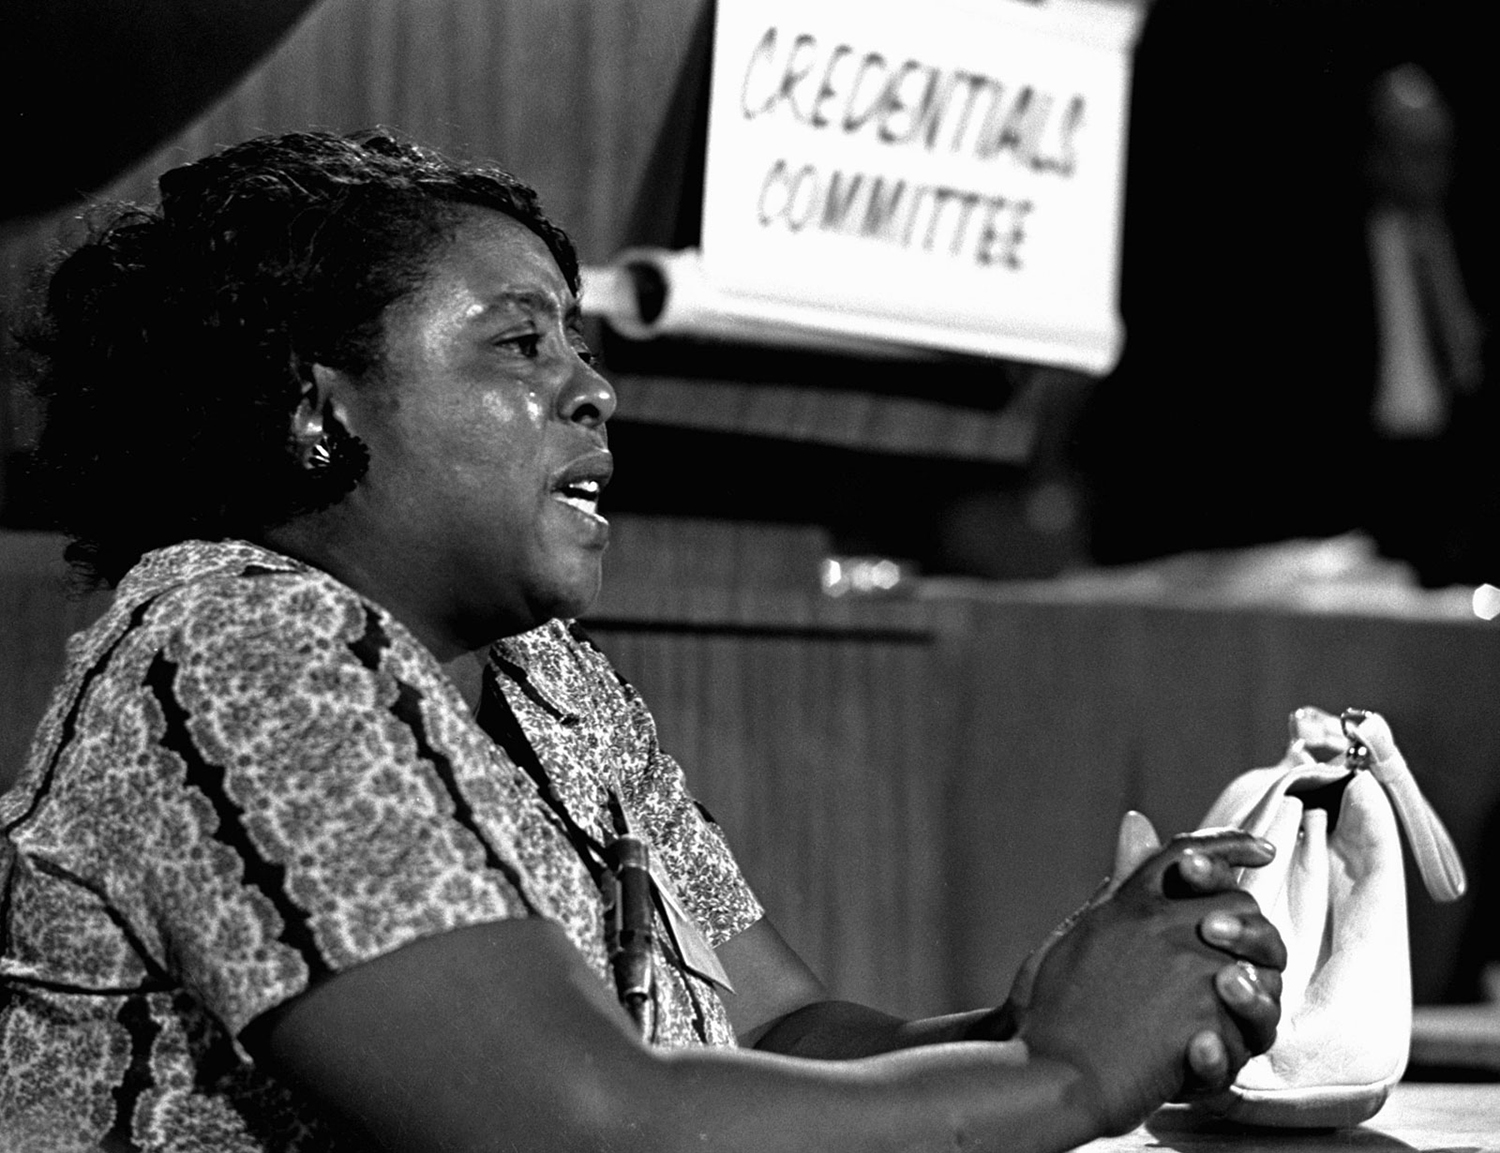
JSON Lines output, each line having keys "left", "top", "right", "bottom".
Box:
{"left": 820, "top": 556, "right": 913, "bottom": 600}
{"left": 1360, "top": 61, "right": 1493, "bottom": 589}
{"left": 1, "top": 0, "right": 322, "bottom": 228}
{"left": 931, "top": 370, "right": 1095, "bottom": 581}
{"left": 1, "top": 0, "right": 323, "bottom": 520}
{"left": 1073, "top": 0, "right": 1497, "bottom": 589}
{"left": 1364, "top": 63, "right": 1483, "bottom": 438}
{"left": 1028, "top": 532, "right": 1456, "bottom": 617}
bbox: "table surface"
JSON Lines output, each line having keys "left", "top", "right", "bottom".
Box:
{"left": 1083, "top": 1083, "right": 1500, "bottom": 1151}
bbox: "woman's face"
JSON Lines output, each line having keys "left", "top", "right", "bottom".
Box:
{"left": 330, "top": 208, "right": 616, "bottom": 650}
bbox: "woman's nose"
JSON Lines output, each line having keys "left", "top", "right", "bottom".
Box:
{"left": 558, "top": 357, "right": 617, "bottom": 428}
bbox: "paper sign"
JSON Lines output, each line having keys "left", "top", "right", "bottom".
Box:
{"left": 700, "top": 0, "right": 1146, "bottom": 373}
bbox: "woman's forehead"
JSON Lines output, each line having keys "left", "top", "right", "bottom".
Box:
{"left": 423, "top": 210, "right": 576, "bottom": 312}
{"left": 382, "top": 210, "right": 574, "bottom": 337}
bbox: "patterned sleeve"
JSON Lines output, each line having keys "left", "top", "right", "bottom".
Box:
{"left": 613, "top": 678, "right": 763, "bottom": 949}
{"left": 116, "top": 572, "right": 531, "bottom": 1041}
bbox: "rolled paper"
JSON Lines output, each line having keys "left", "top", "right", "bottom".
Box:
{"left": 581, "top": 248, "right": 939, "bottom": 359}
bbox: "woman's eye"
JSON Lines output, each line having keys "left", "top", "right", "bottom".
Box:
{"left": 499, "top": 333, "right": 542, "bottom": 357}
{"left": 567, "top": 328, "right": 597, "bottom": 366}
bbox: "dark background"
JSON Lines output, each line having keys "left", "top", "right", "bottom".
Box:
{"left": 1077, "top": 0, "right": 1500, "bottom": 584}
{"left": 3, "top": 0, "right": 1495, "bottom": 584}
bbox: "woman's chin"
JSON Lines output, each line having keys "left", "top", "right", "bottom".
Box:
{"left": 532, "top": 558, "right": 606, "bottom": 627}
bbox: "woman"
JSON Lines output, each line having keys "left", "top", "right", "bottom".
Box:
{"left": 1, "top": 131, "right": 1283, "bottom": 1151}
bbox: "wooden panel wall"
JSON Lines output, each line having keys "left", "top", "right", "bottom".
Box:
{"left": 5, "top": 528, "right": 1497, "bottom": 1015}
{"left": 8, "top": 0, "right": 698, "bottom": 254}
{"left": 936, "top": 589, "right": 1500, "bottom": 1009}
{"left": 586, "top": 625, "right": 954, "bottom": 1019}
{"left": 1, "top": 0, "right": 705, "bottom": 471}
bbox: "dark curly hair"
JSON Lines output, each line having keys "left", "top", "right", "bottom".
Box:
{"left": 23, "top": 129, "right": 581, "bottom": 588}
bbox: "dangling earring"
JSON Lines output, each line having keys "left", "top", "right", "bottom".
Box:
{"left": 292, "top": 408, "right": 370, "bottom": 510}
{"left": 285, "top": 400, "right": 365, "bottom": 513}
{"left": 305, "top": 435, "right": 334, "bottom": 471}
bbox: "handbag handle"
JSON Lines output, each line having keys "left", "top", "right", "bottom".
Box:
{"left": 1345, "top": 710, "right": 1467, "bottom": 903}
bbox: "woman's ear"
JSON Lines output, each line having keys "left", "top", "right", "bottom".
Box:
{"left": 289, "top": 393, "right": 324, "bottom": 455}
{"left": 290, "top": 364, "right": 359, "bottom": 468}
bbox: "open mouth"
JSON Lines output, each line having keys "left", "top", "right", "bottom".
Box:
{"left": 549, "top": 451, "right": 612, "bottom": 522}
{"left": 553, "top": 478, "right": 603, "bottom": 517}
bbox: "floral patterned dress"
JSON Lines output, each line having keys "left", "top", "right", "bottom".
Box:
{"left": 0, "top": 540, "right": 761, "bottom": 1151}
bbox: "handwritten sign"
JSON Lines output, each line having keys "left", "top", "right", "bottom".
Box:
{"left": 700, "top": 0, "right": 1146, "bottom": 373}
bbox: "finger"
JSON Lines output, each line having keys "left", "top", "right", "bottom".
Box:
{"left": 1185, "top": 1029, "right": 1231, "bottom": 1091}
{"left": 1106, "top": 811, "right": 1162, "bottom": 895}
{"left": 1214, "top": 961, "right": 1280, "bottom": 1056}
{"left": 1154, "top": 834, "right": 1276, "bottom": 898}
{"left": 1165, "top": 848, "right": 1261, "bottom": 898}
{"left": 1171, "top": 829, "right": 1278, "bottom": 869}
{"left": 1199, "top": 910, "right": 1288, "bottom": 972}
{"left": 1169, "top": 849, "right": 1231, "bottom": 897}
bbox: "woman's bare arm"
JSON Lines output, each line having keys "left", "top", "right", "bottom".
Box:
{"left": 717, "top": 826, "right": 1285, "bottom": 1067}
{"left": 249, "top": 916, "right": 1102, "bottom": 1153}
{"left": 245, "top": 831, "right": 1279, "bottom": 1152}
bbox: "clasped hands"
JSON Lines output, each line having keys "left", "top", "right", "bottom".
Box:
{"left": 995, "top": 812, "right": 1286, "bottom": 1134}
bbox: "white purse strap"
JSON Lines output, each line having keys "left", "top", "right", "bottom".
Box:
{"left": 1345, "top": 711, "right": 1467, "bottom": 903}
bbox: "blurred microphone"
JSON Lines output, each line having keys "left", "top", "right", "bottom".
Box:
{"left": 606, "top": 834, "right": 655, "bottom": 1037}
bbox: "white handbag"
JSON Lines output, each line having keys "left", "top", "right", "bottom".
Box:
{"left": 1194, "top": 706, "right": 1467, "bottom": 1127}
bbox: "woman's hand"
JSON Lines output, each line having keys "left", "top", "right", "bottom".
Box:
{"left": 1110, "top": 812, "right": 1286, "bottom": 1079}
{"left": 1003, "top": 825, "right": 1286, "bottom": 1133}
